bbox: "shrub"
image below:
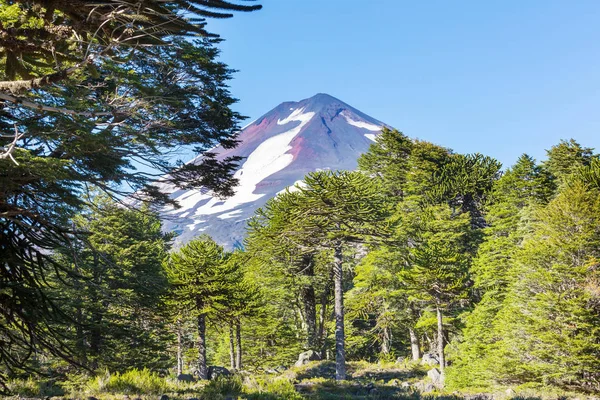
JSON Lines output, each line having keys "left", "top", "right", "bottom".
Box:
{"left": 86, "top": 368, "right": 167, "bottom": 395}
{"left": 200, "top": 375, "right": 243, "bottom": 399}
{"left": 6, "top": 377, "right": 64, "bottom": 397}
{"left": 243, "top": 376, "right": 303, "bottom": 400}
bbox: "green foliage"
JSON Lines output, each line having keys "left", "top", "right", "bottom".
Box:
{"left": 0, "top": 1, "right": 258, "bottom": 379}
{"left": 92, "top": 369, "right": 167, "bottom": 395}
{"left": 48, "top": 198, "right": 173, "bottom": 371}
{"left": 165, "top": 235, "right": 235, "bottom": 317}
{"left": 543, "top": 139, "right": 598, "bottom": 187}
{"left": 6, "top": 377, "right": 64, "bottom": 397}
{"left": 449, "top": 177, "right": 600, "bottom": 391}
{"left": 201, "top": 375, "right": 244, "bottom": 399}
{"left": 358, "top": 128, "right": 413, "bottom": 197}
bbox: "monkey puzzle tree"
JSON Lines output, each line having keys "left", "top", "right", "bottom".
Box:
{"left": 164, "top": 236, "right": 237, "bottom": 380}
{"left": 247, "top": 171, "right": 389, "bottom": 380}
{"left": 397, "top": 202, "right": 472, "bottom": 382}
{"left": 0, "top": 1, "right": 261, "bottom": 383}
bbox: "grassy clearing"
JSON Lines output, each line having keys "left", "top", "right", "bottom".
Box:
{"left": 2, "top": 362, "right": 595, "bottom": 400}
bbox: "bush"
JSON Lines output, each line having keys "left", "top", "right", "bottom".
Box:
{"left": 243, "top": 376, "right": 303, "bottom": 400}
{"left": 200, "top": 375, "right": 243, "bottom": 399}
{"left": 6, "top": 377, "right": 64, "bottom": 397}
{"left": 86, "top": 368, "right": 167, "bottom": 395}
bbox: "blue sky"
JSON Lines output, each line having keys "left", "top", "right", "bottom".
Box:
{"left": 206, "top": 0, "right": 600, "bottom": 169}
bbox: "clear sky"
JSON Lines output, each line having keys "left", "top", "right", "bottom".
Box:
{"left": 205, "top": 0, "right": 600, "bottom": 169}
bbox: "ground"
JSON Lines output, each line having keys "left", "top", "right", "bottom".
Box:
{"left": 2, "top": 361, "right": 596, "bottom": 400}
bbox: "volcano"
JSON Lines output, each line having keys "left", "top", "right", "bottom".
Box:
{"left": 161, "top": 93, "right": 388, "bottom": 248}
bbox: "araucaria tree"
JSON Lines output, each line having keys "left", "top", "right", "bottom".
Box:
{"left": 0, "top": 0, "right": 260, "bottom": 381}
{"left": 248, "top": 170, "right": 389, "bottom": 380}
{"left": 397, "top": 203, "right": 472, "bottom": 382}
{"left": 164, "top": 236, "right": 237, "bottom": 379}
{"left": 52, "top": 199, "right": 172, "bottom": 370}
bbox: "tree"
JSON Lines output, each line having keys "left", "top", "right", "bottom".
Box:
{"left": 0, "top": 1, "right": 261, "bottom": 88}
{"left": 446, "top": 154, "right": 553, "bottom": 387}
{"left": 164, "top": 236, "right": 236, "bottom": 379}
{"left": 347, "top": 246, "right": 422, "bottom": 361}
{"left": 483, "top": 180, "right": 600, "bottom": 390}
{"left": 0, "top": 2, "right": 260, "bottom": 381}
{"left": 246, "top": 198, "right": 329, "bottom": 353}
{"left": 358, "top": 128, "right": 413, "bottom": 198}
{"left": 432, "top": 153, "right": 502, "bottom": 229}
{"left": 543, "top": 139, "right": 597, "bottom": 187}
{"left": 397, "top": 203, "right": 472, "bottom": 382}
{"left": 277, "top": 171, "right": 389, "bottom": 380}
{"left": 220, "top": 251, "right": 261, "bottom": 371}
{"left": 52, "top": 199, "right": 172, "bottom": 370}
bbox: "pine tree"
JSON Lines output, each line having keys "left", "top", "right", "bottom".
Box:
{"left": 246, "top": 171, "right": 389, "bottom": 380}
{"left": 46, "top": 199, "right": 173, "bottom": 371}
{"left": 286, "top": 171, "right": 389, "bottom": 380}
{"left": 543, "top": 139, "right": 597, "bottom": 187}
{"left": 358, "top": 128, "right": 413, "bottom": 197}
{"left": 0, "top": 35, "right": 246, "bottom": 380}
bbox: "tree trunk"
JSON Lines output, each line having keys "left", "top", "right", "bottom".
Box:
{"left": 177, "top": 320, "right": 183, "bottom": 375}
{"left": 235, "top": 320, "right": 242, "bottom": 370}
{"left": 196, "top": 298, "right": 208, "bottom": 380}
{"left": 436, "top": 306, "right": 445, "bottom": 383}
{"left": 298, "top": 254, "right": 318, "bottom": 350}
{"left": 300, "top": 285, "right": 318, "bottom": 350}
{"left": 333, "top": 243, "right": 346, "bottom": 380}
{"left": 409, "top": 327, "right": 421, "bottom": 361}
{"left": 381, "top": 326, "right": 391, "bottom": 355}
{"left": 89, "top": 253, "right": 103, "bottom": 369}
{"left": 318, "top": 269, "right": 333, "bottom": 359}
{"left": 229, "top": 323, "right": 236, "bottom": 370}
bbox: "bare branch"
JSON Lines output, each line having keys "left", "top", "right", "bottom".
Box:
{"left": 0, "top": 125, "right": 24, "bottom": 165}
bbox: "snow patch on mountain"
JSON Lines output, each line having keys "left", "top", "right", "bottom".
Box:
{"left": 189, "top": 108, "right": 315, "bottom": 217}
{"left": 342, "top": 112, "right": 381, "bottom": 131}
{"left": 364, "top": 133, "right": 377, "bottom": 142}
{"left": 276, "top": 179, "right": 307, "bottom": 196}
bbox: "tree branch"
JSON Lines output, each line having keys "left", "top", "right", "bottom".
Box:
{"left": 0, "top": 125, "right": 24, "bottom": 165}
{"left": 0, "top": 55, "right": 96, "bottom": 94}
{"left": 0, "top": 92, "right": 112, "bottom": 117}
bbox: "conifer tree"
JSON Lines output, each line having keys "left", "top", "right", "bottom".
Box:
{"left": 397, "top": 203, "right": 472, "bottom": 382}
{"left": 164, "top": 236, "right": 236, "bottom": 379}
{"left": 285, "top": 171, "right": 389, "bottom": 380}
{"left": 0, "top": 2, "right": 260, "bottom": 378}
{"left": 358, "top": 128, "right": 413, "bottom": 197}
{"left": 543, "top": 139, "right": 597, "bottom": 187}
{"left": 46, "top": 199, "right": 173, "bottom": 371}
{"left": 247, "top": 171, "right": 389, "bottom": 380}
{"left": 447, "top": 154, "right": 553, "bottom": 387}
{"left": 484, "top": 180, "right": 600, "bottom": 390}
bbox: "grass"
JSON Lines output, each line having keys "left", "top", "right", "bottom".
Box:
{"left": 2, "top": 362, "right": 595, "bottom": 400}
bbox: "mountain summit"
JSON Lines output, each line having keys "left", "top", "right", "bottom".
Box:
{"left": 161, "top": 93, "right": 387, "bottom": 248}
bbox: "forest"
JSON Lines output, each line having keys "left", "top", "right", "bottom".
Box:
{"left": 1, "top": 1, "right": 600, "bottom": 399}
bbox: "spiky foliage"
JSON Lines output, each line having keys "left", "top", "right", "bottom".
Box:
{"left": 51, "top": 199, "right": 173, "bottom": 371}
{"left": 0, "top": 0, "right": 261, "bottom": 84}
{"left": 247, "top": 170, "right": 390, "bottom": 380}
{"left": 431, "top": 153, "right": 502, "bottom": 229}
{"left": 482, "top": 181, "right": 600, "bottom": 390}
{"left": 164, "top": 235, "right": 238, "bottom": 379}
{"left": 543, "top": 138, "right": 598, "bottom": 187}
{"left": 0, "top": 34, "right": 246, "bottom": 384}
